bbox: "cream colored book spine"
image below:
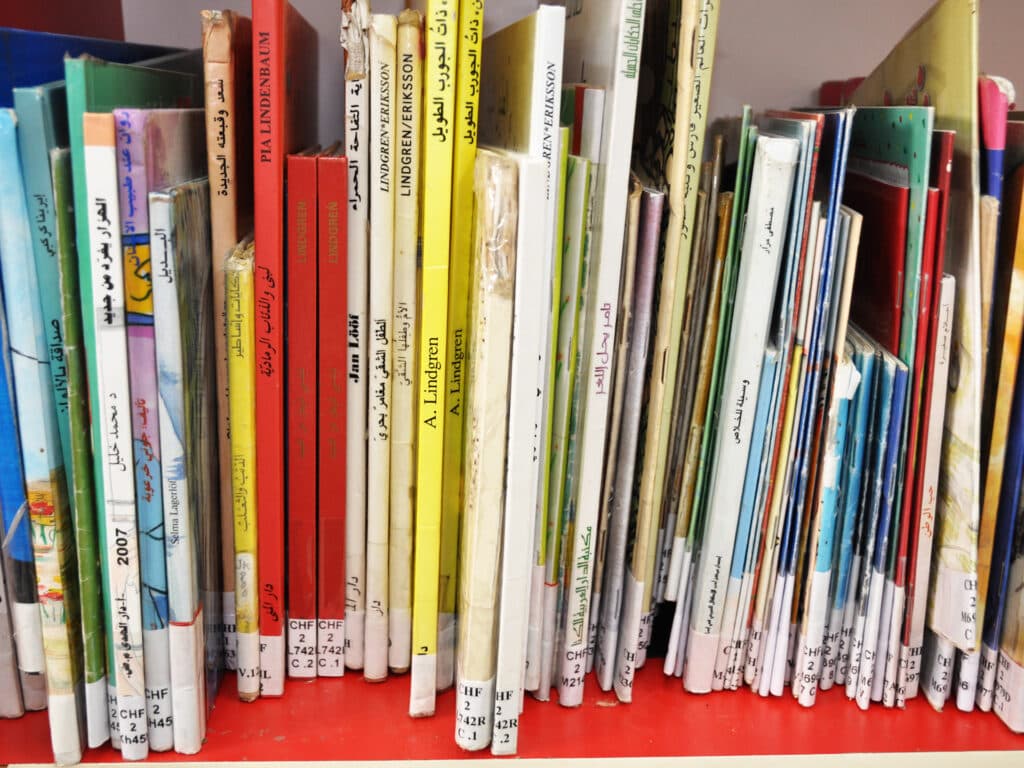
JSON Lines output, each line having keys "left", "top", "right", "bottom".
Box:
{"left": 365, "top": 12, "right": 397, "bottom": 684}
{"left": 454, "top": 150, "right": 517, "bottom": 752}
{"left": 342, "top": 0, "right": 370, "bottom": 673}
{"left": 389, "top": 8, "right": 422, "bottom": 676}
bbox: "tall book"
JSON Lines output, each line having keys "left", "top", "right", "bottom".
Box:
{"left": 850, "top": 0, "right": 982, "bottom": 688}
{"left": 389, "top": 9, "right": 422, "bottom": 675}
{"left": 317, "top": 149, "right": 348, "bottom": 677}
{"left": 285, "top": 149, "right": 319, "bottom": 679}
{"left": 478, "top": 3, "right": 565, "bottom": 694}
{"left": 490, "top": 153, "right": 546, "bottom": 755}
{"left": 201, "top": 8, "right": 253, "bottom": 672}
{"left": 366, "top": 12, "right": 397, "bottom": 684}
{"left": 438, "top": 0, "right": 485, "bottom": 693}
{"left": 454, "top": 149, "right": 518, "bottom": 752}
{"left": 410, "top": 0, "right": 459, "bottom": 717}
{"left": 562, "top": 1, "right": 649, "bottom": 684}
{"left": 64, "top": 50, "right": 202, "bottom": 744}
{"left": 225, "top": 238, "right": 259, "bottom": 700}
{"left": 250, "top": 0, "right": 318, "bottom": 696}
{"left": 82, "top": 112, "right": 149, "bottom": 759}
{"left": 149, "top": 179, "right": 217, "bottom": 754}
{"left": 0, "top": 110, "right": 84, "bottom": 764}
{"left": 341, "top": 0, "right": 370, "bottom": 674}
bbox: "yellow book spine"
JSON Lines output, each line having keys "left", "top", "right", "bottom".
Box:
{"left": 226, "top": 240, "right": 260, "bottom": 701}
{"left": 436, "top": 0, "right": 484, "bottom": 693}
{"left": 411, "top": 0, "right": 460, "bottom": 717}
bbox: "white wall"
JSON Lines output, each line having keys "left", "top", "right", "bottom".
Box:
{"left": 122, "top": 0, "right": 1024, "bottom": 145}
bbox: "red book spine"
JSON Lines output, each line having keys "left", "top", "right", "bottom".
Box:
{"left": 317, "top": 152, "right": 348, "bottom": 677}
{"left": 895, "top": 188, "right": 941, "bottom": 593}
{"left": 286, "top": 152, "right": 318, "bottom": 678}
{"left": 252, "top": 0, "right": 287, "bottom": 695}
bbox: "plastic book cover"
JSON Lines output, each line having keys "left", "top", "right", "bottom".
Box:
{"left": 438, "top": 0, "right": 485, "bottom": 690}
{"left": 852, "top": 0, "right": 981, "bottom": 659}
{"left": 342, "top": 0, "right": 370, "bottom": 674}
{"left": 315, "top": 149, "right": 347, "bottom": 678}
{"left": 13, "top": 84, "right": 106, "bottom": 737}
{"left": 116, "top": 106, "right": 206, "bottom": 751}
{"left": 389, "top": 8, "right": 422, "bottom": 676}
{"left": 202, "top": 9, "right": 253, "bottom": 672}
{"left": 225, "top": 239, "right": 259, "bottom": 701}
{"left": 410, "top": 0, "right": 459, "bottom": 717}
{"left": 994, "top": 444, "right": 1024, "bottom": 731}
{"left": 0, "top": 28, "right": 173, "bottom": 107}
{"left": 250, "top": 0, "right": 319, "bottom": 697}
{"left": 0, "top": 109, "right": 84, "bottom": 764}
{"left": 284, "top": 149, "right": 318, "bottom": 680}
{"left": 454, "top": 149, "right": 517, "bottom": 752}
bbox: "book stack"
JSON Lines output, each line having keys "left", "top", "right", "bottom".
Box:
{"left": 1, "top": 0, "right": 1023, "bottom": 765}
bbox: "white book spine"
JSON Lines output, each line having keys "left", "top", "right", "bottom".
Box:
{"left": 223, "top": 591, "right": 237, "bottom": 671}
{"left": 364, "top": 13, "right": 397, "bottom": 685}
{"left": 882, "top": 586, "right": 904, "bottom": 706}
{"left": 345, "top": 27, "right": 371, "bottom": 674}
{"left": 872, "top": 578, "right": 895, "bottom": 703}
{"left": 85, "top": 122, "right": 147, "bottom": 760}
{"left": 684, "top": 135, "right": 799, "bottom": 694}
{"left": 903, "top": 274, "right": 954, "bottom": 702}
{"left": 491, "top": 156, "right": 547, "bottom": 756}
{"left": 996, "top": 650, "right": 1024, "bottom": 732}
{"left": 563, "top": 0, "right": 647, "bottom": 690}
{"left": 389, "top": 8, "right": 422, "bottom": 676}
{"left": 149, "top": 194, "right": 203, "bottom": 752}
{"left": 978, "top": 644, "right": 999, "bottom": 711}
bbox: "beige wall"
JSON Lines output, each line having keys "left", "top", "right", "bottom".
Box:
{"left": 121, "top": 0, "right": 1024, "bottom": 144}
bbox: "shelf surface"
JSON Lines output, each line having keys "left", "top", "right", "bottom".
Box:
{"left": 2, "top": 663, "right": 1022, "bottom": 763}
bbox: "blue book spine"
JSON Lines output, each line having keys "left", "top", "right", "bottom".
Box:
{"left": 872, "top": 363, "right": 909, "bottom": 575}
{"left": 814, "top": 365, "right": 857, "bottom": 575}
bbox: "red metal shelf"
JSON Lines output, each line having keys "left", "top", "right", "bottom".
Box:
{"left": 3, "top": 664, "right": 1022, "bottom": 763}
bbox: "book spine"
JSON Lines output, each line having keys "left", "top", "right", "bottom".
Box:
{"left": 251, "top": 0, "right": 287, "bottom": 696}
{"left": 343, "top": 12, "right": 370, "bottom": 673}
{"left": 0, "top": 112, "right": 84, "bottom": 764}
{"left": 317, "top": 155, "right": 348, "bottom": 678}
{"left": 684, "top": 136, "right": 799, "bottom": 694}
{"left": 50, "top": 146, "right": 108, "bottom": 744}
{"left": 148, "top": 190, "right": 203, "bottom": 754}
{"left": 526, "top": 8, "right": 566, "bottom": 698}
{"left": 83, "top": 112, "right": 148, "bottom": 760}
{"left": 2, "top": 100, "right": 49, "bottom": 716}
{"left": 608, "top": 186, "right": 665, "bottom": 702}
{"left": 568, "top": 0, "right": 646, "bottom": 699}
{"left": 226, "top": 242, "right": 260, "bottom": 700}
{"left": 454, "top": 150, "right": 517, "bottom": 752}
{"left": 389, "top": 9, "right": 422, "bottom": 675}
{"left": 366, "top": 12, "right": 397, "bottom": 684}
{"left": 113, "top": 108, "right": 173, "bottom": 753}
{"left": 410, "top": 0, "right": 459, "bottom": 717}
{"left": 438, "top": 0, "right": 484, "bottom": 695}
{"left": 285, "top": 153, "right": 319, "bottom": 680}
{"left": 491, "top": 156, "right": 546, "bottom": 755}
{"left": 202, "top": 8, "right": 253, "bottom": 674}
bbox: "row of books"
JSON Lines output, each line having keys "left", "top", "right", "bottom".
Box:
{"left": 1, "top": 0, "right": 1023, "bottom": 764}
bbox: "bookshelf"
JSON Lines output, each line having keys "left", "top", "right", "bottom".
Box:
{"left": 4, "top": 665, "right": 1023, "bottom": 764}
{"left": 3, "top": 1, "right": 1024, "bottom": 765}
